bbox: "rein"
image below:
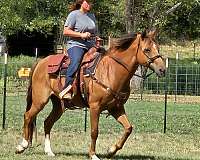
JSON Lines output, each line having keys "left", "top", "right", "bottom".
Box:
{"left": 109, "top": 55, "right": 130, "bottom": 72}
{"left": 133, "top": 68, "right": 155, "bottom": 80}
{"left": 109, "top": 54, "right": 155, "bottom": 80}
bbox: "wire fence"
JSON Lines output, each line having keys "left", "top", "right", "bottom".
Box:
{"left": 130, "top": 63, "right": 200, "bottom": 104}
{"left": 144, "top": 64, "right": 200, "bottom": 95}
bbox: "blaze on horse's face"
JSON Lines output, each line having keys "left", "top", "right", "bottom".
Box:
{"left": 138, "top": 30, "right": 166, "bottom": 77}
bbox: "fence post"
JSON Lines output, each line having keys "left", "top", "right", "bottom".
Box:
{"left": 2, "top": 51, "right": 8, "bottom": 129}
{"left": 193, "top": 42, "right": 196, "bottom": 60}
{"left": 84, "top": 107, "right": 87, "bottom": 132}
{"left": 175, "top": 53, "right": 179, "bottom": 102}
{"left": 35, "top": 48, "right": 38, "bottom": 60}
{"left": 164, "top": 58, "right": 168, "bottom": 133}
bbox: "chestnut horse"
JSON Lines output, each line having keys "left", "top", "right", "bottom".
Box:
{"left": 16, "top": 30, "right": 165, "bottom": 160}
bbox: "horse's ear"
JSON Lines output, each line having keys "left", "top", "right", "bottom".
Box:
{"left": 141, "top": 29, "right": 148, "bottom": 39}
{"left": 147, "top": 28, "right": 158, "bottom": 39}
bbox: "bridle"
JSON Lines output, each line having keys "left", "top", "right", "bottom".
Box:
{"left": 136, "top": 36, "right": 162, "bottom": 67}
{"left": 109, "top": 36, "right": 163, "bottom": 79}
{"left": 141, "top": 49, "right": 162, "bottom": 68}
{"left": 135, "top": 45, "right": 163, "bottom": 79}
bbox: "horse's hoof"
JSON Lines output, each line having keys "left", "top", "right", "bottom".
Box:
{"left": 15, "top": 138, "right": 29, "bottom": 154}
{"left": 28, "top": 142, "right": 32, "bottom": 148}
{"left": 45, "top": 151, "right": 55, "bottom": 157}
{"left": 107, "top": 146, "right": 117, "bottom": 158}
{"left": 15, "top": 150, "right": 24, "bottom": 154}
{"left": 91, "top": 154, "right": 100, "bottom": 160}
{"left": 15, "top": 145, "right": 25, "bottom": 154}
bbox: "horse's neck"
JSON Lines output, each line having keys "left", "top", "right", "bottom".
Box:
{"left": 97, "top": 45, "right": 139, "bottom": 92}
{"left": 110, "top": 38, "right": 140, "bottom": 75}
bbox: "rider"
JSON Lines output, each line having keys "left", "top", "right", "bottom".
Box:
{"left": 59, "top": 0, "right": 100, "bottom": 99}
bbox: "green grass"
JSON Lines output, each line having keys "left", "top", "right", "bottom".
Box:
{"left": 1, "top": 96, "right": 200, "bottom": 160}
{"left": 0, "top": 55, "right": 36, "bottom": 78}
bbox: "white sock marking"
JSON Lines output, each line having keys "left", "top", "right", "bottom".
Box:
{"left": 44, "top": 134, "right": 55, "bottom": 156}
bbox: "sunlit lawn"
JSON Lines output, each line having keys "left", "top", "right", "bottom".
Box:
{"left": 0, "top": 96, "right": 200, "bottom": 160}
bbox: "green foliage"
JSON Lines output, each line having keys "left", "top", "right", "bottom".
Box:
{"left": 92, "top": 0, "right": 126, "bottom": 37}
{"left": 0, "top": 0, "right": 70, "bottom": 36}
{"left": 0, "top": 0, "right": 199, "bottom": 40}
{"left": 162, "top": 0, "right": 200, "bottom": 39}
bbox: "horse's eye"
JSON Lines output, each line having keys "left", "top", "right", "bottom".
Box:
{"left": 144, "top": 48, "right": 151, "bottom": 53}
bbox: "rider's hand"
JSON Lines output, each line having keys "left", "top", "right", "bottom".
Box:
{"left": 96, "top": 36, "right": 103, "bottom": 41}
{"left": 95, "top": 36, "right": 103, "bottom": 48}
{"left": 81, "top": 32, "right": 91, "bottom": 39}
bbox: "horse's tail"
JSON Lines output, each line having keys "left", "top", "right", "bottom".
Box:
{"left": 26, "top": 61, "right": 38, "bottom": 112}
{"left": 25, "top": 62, "right": 39, "bottom": 141}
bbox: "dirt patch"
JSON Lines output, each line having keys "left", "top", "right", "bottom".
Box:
{"left": 130, "top": 93, "right": 200, "bottom": 104}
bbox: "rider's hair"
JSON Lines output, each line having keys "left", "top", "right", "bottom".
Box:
{"left": 69, "top": 0, "right": 91, "bottom": 11}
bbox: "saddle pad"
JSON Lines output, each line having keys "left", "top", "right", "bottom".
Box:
{"left": 48, "top": 54, "right": 67, "bottom": 74}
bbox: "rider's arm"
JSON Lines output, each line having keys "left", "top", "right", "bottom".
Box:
{"left": 63, "top": 26, "right": 91, "bottom": 39}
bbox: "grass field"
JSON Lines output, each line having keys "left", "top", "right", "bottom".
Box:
{"left": 160, "top": 43, "right": 200, "bottom": 59}
{"left": 0, "top": 96, "right": 200, "bottom": 160}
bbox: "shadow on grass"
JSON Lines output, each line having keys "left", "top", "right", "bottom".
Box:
{"left": 53, "top": 152, "right": 155, "bottom": 159}
{"left": 104, "top": 154, "right": 156, "bottom": 160}
{"left": 108, "top": 154, "right": 192, "bottom": 160}
{"left": 42, "top": 151, "right": 190, "bottom": 160}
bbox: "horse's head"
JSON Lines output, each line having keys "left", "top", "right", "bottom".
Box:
{"left": 136, "top": 29, "right": 166, "bottom": 77}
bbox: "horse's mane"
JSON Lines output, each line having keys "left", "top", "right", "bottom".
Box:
{"left": 109, "top": 33, "right": 137, "bottom": 51}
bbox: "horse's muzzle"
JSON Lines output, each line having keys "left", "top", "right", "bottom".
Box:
{"left": 150, "top": 63, "right": 166, "bottom": 78}
{"left": 156, "top": 67, "right": 166, "bottom": 78}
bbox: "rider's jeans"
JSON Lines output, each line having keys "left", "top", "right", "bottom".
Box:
{"left": 64, "top": 46, "right": 86, "bottom": 88}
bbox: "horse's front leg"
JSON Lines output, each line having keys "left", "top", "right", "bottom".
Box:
{"left": 107, "top": 106, "right": 133, "bottom": 158}
{"left": 89, "top": 106, "right": 101, "bottom": 160}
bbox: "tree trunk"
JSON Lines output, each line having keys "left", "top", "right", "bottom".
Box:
{"left": 125, "top": 0, "right": 142, "bottom": 33}
{"left": 133, "top": 0, "right": 142, "bottom": 31}
{"left": 125, "top": 0, "right": 133, "bottom": 33}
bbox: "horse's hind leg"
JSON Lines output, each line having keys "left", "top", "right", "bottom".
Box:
{"left": 16, "top": 102, "right": 47, "bottom": 154}
{"left": 44, "top": 95, "right": 64, "bottom": 156}
{"left": 28, "top": 117, "right": 36, "bottom": 147}
{"left": 107, "top": 105, "right": 133, "bottom": 158}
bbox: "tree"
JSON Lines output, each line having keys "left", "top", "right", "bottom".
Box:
{"left": 0, "top": 0, "right": 199, "bottom": 41}
{"left": 0, "top": 0, "right": 70, "bottom": 36}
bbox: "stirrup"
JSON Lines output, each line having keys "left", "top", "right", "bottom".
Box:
{"left": 62, "top": 92, "right": 72, "bottom": 99}
{"left": 59, "top": 85, "right": 72, "bottom": 99}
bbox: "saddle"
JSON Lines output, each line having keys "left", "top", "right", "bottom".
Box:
{"left": 47, "top": 47, "right": 105, "bottom": 101}
{"left": 47, "top": 47, "right": 104, "bottom": 75}
{"left": 47, "top": 54, "right": 70, "bottom": 74}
